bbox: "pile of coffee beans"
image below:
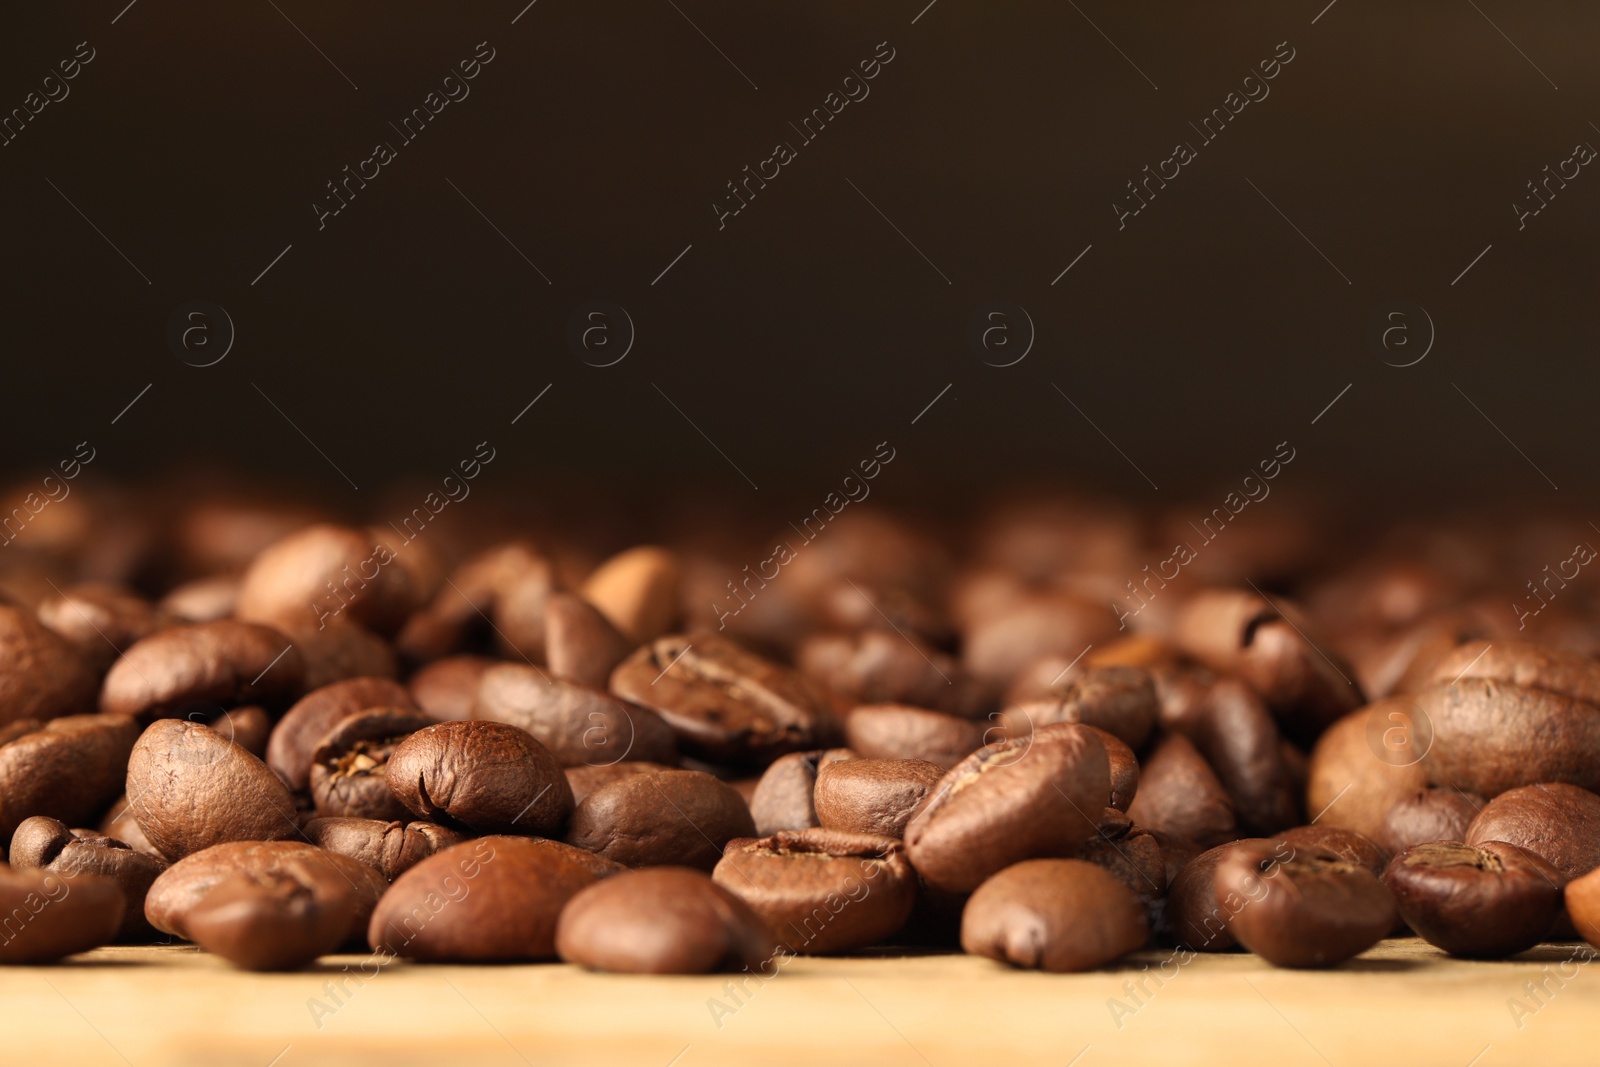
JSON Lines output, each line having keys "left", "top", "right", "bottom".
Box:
{"left": 5, "top": 489, "right": 1600, "bottom": 974}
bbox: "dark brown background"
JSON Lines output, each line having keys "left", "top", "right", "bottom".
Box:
{"left": 2, "top": 1, "right": 1595, "bottom": 516}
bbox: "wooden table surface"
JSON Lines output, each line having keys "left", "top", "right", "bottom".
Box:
{"left": 0, "top": 939, "right": 1591, "bottom": 1066}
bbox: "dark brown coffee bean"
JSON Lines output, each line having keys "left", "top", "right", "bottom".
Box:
{"left": 145, "top": 839, "right": 386, "bottom": 942}
{"left": 0, "top": 867, "right": 124, "bottom": 963}
{"left": 126, "top": 719, "right": 300, "bottom": 860}
{"left": 309, "top": 708, "right": 433, "bottom": 821}
{"left": 564, "top": 761, "right": 679, "bottom": 805}
{"left": 1417, "top": 680, "right": 1600, "bottom": 797}
{"left": 797, "top": 630, "right": 969, "bottom": 716}
{"left": 302, "top": 817, "right": 466, "bottom": 881}
{"left": 1566, "top": 867, "right": 1600, "bottom": 949}
{"left": 216, "top": 705, "right": 271, "bottom": 759}
{"left": 387, "top": 720, "right": 573, "bottom": 835}
{"left": 185, "top": 871, "right": 354, "bottom": 971}
{"left": 1172, "top": 590, "right": 1363, "bottom": 743}
{"left": 100, "top": 621, "right": 304, "bottom": 719}
{"left": 1465, "top": 782, "right": 1600, "bottom": 879}
{"left": 236, "top": 524, "right": 433, "bottom": 638}
{"left": 1179, "top": 677, "right": 1300, "bottom": 835}
{"left": 997, "top": 665, "right": 1159, "bottom": 750}
{"left": 904, "top": 723, "right": 1109, "bottom": 894}
{"left": 474, "top": 664, "right": 676, "bottom": 768}
{"left": 407, "top": 655, "right": 496, "bottom": 722}
{"left": 813, "top": 758, "right": 942, "bottom": 839}
{"left": 844, "top": 704, "right": 987, "bottom": 770}
{"left": 1165, "top": 838, "right": 1281, "bottom": 951}
{"left": 0, "top": 713, "right": 139, "bottom": 841}
{"left": 713, "top": 829, "right": 916, "bottom": 953}
{"left": 37, "top": 583, "right": 172, "bottom": 672}
{"left": 612, "top": 633, "right": 833, "bottom": 765}
{"left": 566, "top": 769, "right": 754, "bottom": 870}
{"left": 97, "top": 793, "right": 160, "bottom": 856}
{"left": 1279, "top": 825, "right": 1390, "bottom": 879}
{"left": 369, "top": 836, "right": 617, "bottom": 961}
{"left": 1430, "top": 639, "right": 1600, "bottom": 707}
{"left": 557, "top": 866, "right": 774, "bottom": 973}
{"left": 1125, "top": 733, "right": 1236, "bottom": 848}
{"left": 546, "top": 592, "right": 635, "bottom": 688}
{"left": 1377, "top": 788, "right": 1484, "bottom": 855}
{"left": 398, "top": 542, "right": 550, "bottom": 661}
{"left": 1074, "top": 807, "right": 1166, "bottom": 919}
{"left": 747, "top": 749, "right": 854, "bottom": 836}
{"left": 282, "top": 617, "right": 399, "bottom": 692}
{"left": 581, "top": 546, "right": 682, "bottom": 644}
{"left": 1305, "top": 701, "right": 1429, "bottom": 841}
{"left": 267, "top": 677, "right": 418, "bottom": 791}
{"left": 1215, "top": 840, "right": 1396, "bottom": 968}
{"left": 0, "top": 602, "right": 98, "bottom": 727}
{"left": 1384, "top": 841, "right": 1564, "bottom": 958}
{"left": 1087, "top": 726, "right": 1139, "bottom": 812}
{"left": 490, "top": 553, "right": 561, "bottom": 663}
{"left": 961, "top": 858, "right": 1147, "bottom": 972}
{"left": 9, "top": 816, "right": 166, "bottom": 940}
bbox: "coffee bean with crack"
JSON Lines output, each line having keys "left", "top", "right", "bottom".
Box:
{"left": 266, "top": 677, "right": 418, "bottom": 791}
{"left": 125, "top": 719, "right": 300, "bottom": 860}
{"left": 611, "top": 633, "right": 833, "bottom": 766}
{"left": 302, "top": 817, "right": 466, "bottom": 881}
{"left": 386, "top": 720, "right": 573, "bottom": 835}
{"left": 309, "top": 708, "right": 433, "bottom": 821}
{"left": 9, "top": 816, "right": 167, "bottom": 939}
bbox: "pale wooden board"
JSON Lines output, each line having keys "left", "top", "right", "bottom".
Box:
{"left": 0, "top": 939, "right": 1591, "bottom": 1066}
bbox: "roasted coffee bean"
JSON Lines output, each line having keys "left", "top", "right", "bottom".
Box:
{"left": 904, "top": 723, "right": 1109, "bottom": 894}
{"left": 797, "top": 630, "right": 969, "bottom": 716}
{"left": 145, "top": 840, "right": 386, "bottom": 942}
{"left": 1305, "top": 700, "right": 1429, "bottom": 841}
{"left": 844, "top": 704, "right": 987, "bottom": 770}
{"left": 557, "top": 867, "right": 775, "bottom": 974}
{"left": 961, "top": 593, "right": 1118, "bottom": 690}
{"left": 215, "top": 705, "right": 272, "bottom": 759}
{"left": 1416, "top": 680, "right": 1600, "bottom": 797}
{"left": 37, "top": 583, "right": 172, "bottom": 671}
{"left": 185, "top": 871, "right": 354, "bottom": 971}
{"left": 0, "top": 602, "right": 98, "bottom": 727}
{"left": 474, "top": 664, "right": 676, "bottom": 768}
{"left": 1178, "top": 677, "right": 1300, "bottom": 835}
{"left": 566, "top": 769, "right": 754, "bottom": 870}
{"left": 1075, "top": 807, "right": 1166, "bottom": 918}
{"left": 612, "top": 633, "right": 832, "bottom": 765}
{"left": 564, "top": 760, "right": 678, "bottom": 805}
{"left": 1150, "top": 829, "right": 1207, "bottom": 893}
{"left": 1430, "top": 639, "right": 1600, "bottom": 707}
{"left": 1165, "top": 838, "right": 1281, "bottom": 951}
{"left": 545, "top": 592, "right": 635, "bottom": 688}
{"left": 1088, "top": 726, "right": 1139, "bottom": 812}
{"left": 302, "top": 817, "right": 466, "bottom": 881}
{"left": 1214, "top": 840, "right": 1396, "bottom": 968}
{"left": 748, "top": 749, "right": 854, "bottom": 836}
{"left": 283, "top": 617, "right": 399, "bottom": 692}
{"left": 713, "top": 829, "right": 917, "bottom": 953}
{"left": 1465, "top": 782, "right": 1600, "bottom": 879}
{"left": 159, "top": 575, "right": 239, "bottom": 624}
{"left": 369, "top": 836, "right": 618, "bottom": 961}
{"left": 309, "top": 708, "right": 433, "bottom": 820}
{"left": 997, "top": 665, "right": 1159, "bottom": 751}
{"left": 268, "top": 677, "right": 418, "bottom": 790}
{"left": 1125, "top": 733, "right": 1237, "bottom": 848}
{"left": 398, "top": 542, "right": 551, "bottom": 661}
{"left": 236, "top": 524, "right": 434, "bottom": 638}
{"left": 100, "top": 621, "right": 304, "bottom": 719}
{"left": 1377, "top": 788, "right": 1484, "bottom": 856}
{"left": 961, "top": 858, "right": 1146, "bottom": 972}
{"left": 1565, "top": 867, "right": 1600, "bottom": 948}
{"left": 490, "top": 553, "right": 561, "bottom": 663}
{"left": 581, "top": 546, "right": 682, "bottom": 644}
{"left": 813, "top": 758, "right": 942, "bottom": 839}
{"left": 1384, "top": 841, "right": 1564, "bottom": 958}
{"left": 98, "top": 793, "right": 159, "bottom": 856}
{"left": 125, "top": 719, "right": 300, "bottom": 860}
{"left": 387, "top": 720, "right": 573, "bottom": 835}
{"left": 9, "top": 817, "right": 166, "bottom": 940}
{"left": 1172, "top": 590, "right": 1363, "bottom": 742}
{"left": 407, "top": 655, "right": 496, "bottom": 722}
{"left": 1278, "top": 825, "right": 1390, "bottom": 879}
{"left": 0, "top": 867, "right": 123, "bottom": 963}
{"left": 0, "top": 713, "right": 139, "bottom": 841}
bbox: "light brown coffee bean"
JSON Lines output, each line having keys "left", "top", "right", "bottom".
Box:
{"left": 1416, "top": 680, "right": 1600, "bottom": 797}
{"left": 997, "top": 665, "right": 1159, "bottom": 750}
{"left": 1305, "top": 700, "right": 1429, "bottom": 841}
{"left": 406, "top": 654, "right": 496, "bottom": 722}
{"left": 813, "top": 758, "right": 942, "bottom": 839}
{"left": 0, "top": 602, "right": 97, "bottom": 727}
{"left": 566, "top": 769, "right": 754, "bottom": 871}
{"left": 0, "top": 713, "right": 140, "bottom": 841}
{"left": 564, "top": 761, "right": 679, "bottom": 805}
{"left": 797, "top": 630, "right": 969, "bottom": 716}
{"left": 236, "top": 524, "right": 433, "bottom": 638}
{"left": 100, "top": 621, "right": 304, "bottom": 719}
{"left": 557, "top": 867, "right": 774, "bottom": 974}
{"left": 581, "top": 546, "right": 682, "bottom": 644}
{"left": 1377, "top": 788, "right": 1484, "bottom": 855}
{"left": 747, "top": 749, "right": 854, "bottom": 836}
{"left": 1465, "top": 782, "right": 1600, "bottom": 879}
{"left": 545, "top": 592, "right": 635, "bottom": 688}
{"left": 473, "top": 664, "right": 676, "bottom": 768}
{"left": 37, "top": 583, "right": 172, "bottom": 672}
{"left": 961, "top": 858, "right": 1147, "bottom": 972}
{"left": 1430, "top": 639, "right": 1600, "bottom": 707}
{"left": 844, "top": 705, "right": 987, "bottom": 770}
